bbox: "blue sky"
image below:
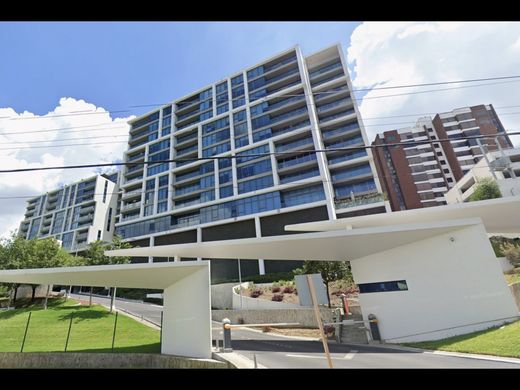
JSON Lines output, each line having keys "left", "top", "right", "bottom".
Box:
{"left": 0, "top": 22, "right": 360, "bottom": 117}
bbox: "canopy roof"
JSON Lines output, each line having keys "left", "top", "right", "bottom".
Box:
{"left": 285, "top": 197, "right": 520, "bottom": 233}
{"left": 106, "top": 218, "right": 480, "bottom": 261}
{"left": 0, "top": 261, "right": 208, "bottom": 289}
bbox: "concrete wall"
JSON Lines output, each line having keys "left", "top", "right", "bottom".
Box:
{"left": 211, "top": 283, "right": 235, "bottom": 309}
{"left": 212, "top": 308, "right": 335, "bottom": 328}
{"left": 510, "top": 282, "right": 520, "bottom": 312}
{"left": 232, "top": 282, "right": 300, "bottom": 310}
{"left": 498, "top": 257, "right": 515, "bottom": 273}
{"left": 0, "top": 353, "right": 228, "bottom": 369}
{"left": 351, "top": 223, "right": 519, "bottom": 343}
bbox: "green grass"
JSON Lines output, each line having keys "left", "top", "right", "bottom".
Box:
{"left": 403, "top": 320, "right": 520, "bottom": 358}
{"left": 505, "top": 272, "right": 520, "bottom": 285}
{"left": 0, "top": 298, "right": 160, "bottom": 353}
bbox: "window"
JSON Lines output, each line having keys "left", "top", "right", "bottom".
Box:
{"left": 386, "top": 135, "right": 397, "bottom": 142}
{"left": 102, "top": 180, "right": 108, "bottom": 203}
{"left": 97, "top": 230, "right": 102, "bottom": 241}
{"left": 436, "top": 152, "right": 443, "bottom": 156}
{"left": 106, "top": 207, "right": 113, "bottom": 231}
{"left": 220, "top": 185, "right": 233, "bottom": 198}
{"left": 443, "top": 169, "right": 450, "bottom": 173}
{"left": 439, "top": 160, "right": 446, "bottom": 164}
{"left": 447, "top": 177, "right": 453, "bottom": 183}
{"left": 358, "top": 280, "right": 408, "bottom": 294}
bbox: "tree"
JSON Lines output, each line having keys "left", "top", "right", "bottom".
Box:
{"left": 469, "top": 177, "right": 502, "bottom": 201}
{"left": 0, "top": 232, "right": 32, "bottom": 304}
{"left": 83, "top": 236, "right": 132, "bottom": 308}
{"left": 27, "top": 237, "right": 76, "bottom": 302}
{"left": 293, "top": 261, "right": 353, "bottom": 308}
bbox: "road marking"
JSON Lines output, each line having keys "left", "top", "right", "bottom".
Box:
{"left": 286, "top": 351, "right": 357, "bottom": 360}
{"left": 344, "top": 350, "right": 358, "bottom": 360}
{"left": 286, "top": 354, "right": 326, "bottom": 359}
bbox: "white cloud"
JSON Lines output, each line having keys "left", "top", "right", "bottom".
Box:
{"left": 347, "top": 22, "right": 520, "bottom": 146}
{"left": 0, "top": 97, "right": 133, "bottom": 238}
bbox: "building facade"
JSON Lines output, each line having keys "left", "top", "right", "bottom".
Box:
{"left": 115, "top": 44, "right": 389, "bottom": 282}
{"left": 372, "top": 105, "right": 513, "bottom": 211}
{"left": 18, "top": 172, "right": 120, "bottom": 253}
{"left": 445, "top": 148, "right": 520, "bottom": 203}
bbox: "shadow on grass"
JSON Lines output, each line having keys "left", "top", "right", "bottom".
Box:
{"left": 56, "top": 308, "right": 111, "bottom": 322}
{"left": 67, "top": 342, "right": 161, "bottom": 354}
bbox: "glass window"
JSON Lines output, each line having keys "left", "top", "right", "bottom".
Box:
{"left": 281, "top": 185, "right": 325, "bottom": 207}
{"left": 231, "top": 74, "right": 243, "bottom": 87}
{"left": 217, "top": 105, "right": 229, "bottom": 115}
{"left": 157, "top": 201, "right": 168, "bottom": 214}
{"left": 219, "top": 158, "right": 232, "bottom": 170}
{"left": 219, "top": 170, "right": 232, "bottom": 184}
{"left": 159, "top": 175, "right": 169, "bottom": 187}
{"left": 220, "top": 185, "right": 233, "bottom": 198}
{"left": 358, "top": 280, "right": 408, "bottom": 294}
{"left": 146, "top": 179, "right": 155, "bottom": 190}
{"left": 216, "top": 82, "right": 228, "bottom": 94}
{"left": 238, "top": 175, "right": 273, "bottom": 194}
{"left": 237, "top": 159, "right": 272, "bottom": 179}
{"left": 235, "top": 136, "right": 249, "bottom": 148}
{"left": 233, "top": 110, "right": 247, "bottom": 124}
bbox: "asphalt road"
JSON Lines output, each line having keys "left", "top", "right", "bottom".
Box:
{"left": 70, "top": 293, "right": 520, "bottom": 368}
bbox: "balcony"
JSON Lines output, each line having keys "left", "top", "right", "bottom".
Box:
{"left": 176, "top": 144, "right": 199, "bottom": 157}
{"left": 276, "top": 136, "right": 314, "bottom": 153}
{"left": 125, "top": 176, "right": 143, "bottom": 185}
{"left": 319, "top": 108, "right": 356, "bottom": 125}
{"left": 127, "top": 165, "right": 144, "bottom": 174}
{"left": 311, "top": 72, "right": 346, "bottom": 90}
{"left": 24, "top": 210, "right": 35, "bottom": 218}
{"left": 128, "top": 152, "right": 145, "bottom": 162}
{"left": 248, "top": 56, "right": 298, "bottom": 81}
{"left": 80, "top": 205, "right": 95, "bottom": 215}
{"left": 121, "top": 189, "right": 143, "bottom": 200}
{"left": 121, "top": 202, "right": 142, "bottom": 212}
{"left": 334, "top": 192, "right": 386, "bottom": 210}
{"left": 316, "top": 97, "right": 352, "bottom": 115}
{"left": 309, "top": 61, "right": 343, "bottom": 79}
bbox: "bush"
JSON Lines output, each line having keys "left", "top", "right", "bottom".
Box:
{"left": 502, "top": 242, "right": 520, "bottom": 267}
{"left": 250, "top": 289, "right": 263, "bottom": 298}
{"left": 272, "top": 294, "right": 284, "bottom": 302}
{"left": 272, "top": 286, "right": 281, "bottom": 293}
{"left": 282, "top": 286, "right": 295, "bottom": 294}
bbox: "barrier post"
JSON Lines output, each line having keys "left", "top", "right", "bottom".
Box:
{"left": 20, "top": 312, "right": 32, "bottom": 353}
{"left": 222, "top": 318, "right": 232, "bottom": 352}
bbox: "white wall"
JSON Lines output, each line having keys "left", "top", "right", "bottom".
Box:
{"left": 351, "top": 223, "right": 519, "bottom": 343}
{"left": 498, "top": 257, "right": 514, "bottom": 273}
{"left": 162, "top": 268, "right": 212, "bottom": 358}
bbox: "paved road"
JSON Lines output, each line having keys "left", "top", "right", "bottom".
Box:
{"left": 71, "top": 293, "right": 520, "bottom": 368}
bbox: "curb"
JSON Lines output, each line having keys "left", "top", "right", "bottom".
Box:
{"left": 213, "top": 351, "right": 266, "bottom": 369}
{"left": 354, "top": 342, "right": 520, "bottom": 365}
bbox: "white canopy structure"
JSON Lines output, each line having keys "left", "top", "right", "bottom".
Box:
{"left": 105, "top": 197, "right": 520, "bottom": 343}
{"left": 0, "top": 262, "right": 212, "bottom": 358}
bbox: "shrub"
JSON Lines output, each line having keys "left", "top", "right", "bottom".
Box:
{"left": 250, "top": 289, "right": 263, "bottom": 298}
{"left": 272, "top": 286, "right": 281, "bottom": 293}
{"left": 502, "top": 242, "right": 520, "bottom": 268}
{"left": 272, "top": 294, "right": 284, "bottom": 302}
{"left": 323, "top": 325, "right": 335, "bottom": 335}
{"left": 282, "top": 286, "right": 295, "bottom": 294}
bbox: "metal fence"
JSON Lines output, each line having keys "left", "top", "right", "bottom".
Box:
{"left": 0, "top": 305, "right": 162, "bottom": 353}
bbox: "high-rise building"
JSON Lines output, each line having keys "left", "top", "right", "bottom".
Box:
{"left": 115, "top": 44, "right": 389, "bottom": 282}
{"left": 372, "top": 104, "right": 513, "bottom": 211}
{"left": 18, "top": 172, "right": 120, "bottom": 253}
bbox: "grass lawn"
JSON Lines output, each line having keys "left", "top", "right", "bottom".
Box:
{"left": 0, "top": 298, "right": 160, "bottom": 353}
{"left": 403, "top": 320, "right": 520, "bottom": 359}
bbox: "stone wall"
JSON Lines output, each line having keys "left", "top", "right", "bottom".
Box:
{"left": 212, "top": 307, "right": 336, "bottom": 328}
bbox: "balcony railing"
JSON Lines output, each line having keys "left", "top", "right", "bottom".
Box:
{"left": 334, "top": 192, "right": 386, "bottom": 210}
{"left": 121, "top": 202, "right": 141, "bottom": 212}
{"left": 317, "top": 98, "right": 352, "bottom": 113}
{"left": 122, "top": 189, "right": 143, "bottom": 199}
{"left": 309, "top": 61, "right": 343, "bottom": 79}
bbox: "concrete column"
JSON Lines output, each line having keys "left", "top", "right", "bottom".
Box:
{"left": 197, "top": 228, "right": 202, "bottom": 261}
{"left": 254, "top": 217, "right": 265, "bottom": 275}
{"left": 162, "top": 267, "right": 212, "bottom": 358}
{"left": 148, "top": 236, "right": 155, "bottom": 263}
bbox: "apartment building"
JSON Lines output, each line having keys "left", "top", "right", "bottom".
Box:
{"left": 18, "top": 172, "right": 120, "bottom": 253}
{"left": 115, "top": 44, "right": 389, "bottom": 282}
{"left": 445, "top": 148, "right": 520, "bottom": 203}
{"left": 372, "top": 105, "right": 513, "bottom": 211}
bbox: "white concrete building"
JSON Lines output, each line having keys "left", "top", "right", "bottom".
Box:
{"left": 114, "top": 43, "right": 389, "bottom": 281}
{"left": 18, "top": 172, "right": 120, "bottom": 253}
{"left": 445, "top": 148, "right": 520, "bottom": 204}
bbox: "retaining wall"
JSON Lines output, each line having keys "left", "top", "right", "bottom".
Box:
{"left": 0, "top": 352, "right": 229, "bottom": 369}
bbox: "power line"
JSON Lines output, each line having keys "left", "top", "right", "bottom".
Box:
{"left": 0, "top": 140, "right": 128, "bottom": 151}
{"left": 1, "top": 131, "right": 517, "bottom": 174}
{"left": 2, "top": 75, "right": 520, "bottom": 121}
{"left": 3, "top": 156, "right": 517, "bottom": 201}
